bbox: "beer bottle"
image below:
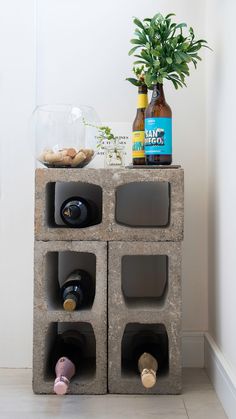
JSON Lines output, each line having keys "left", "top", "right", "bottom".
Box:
{"left": 145, "top": 83, "right": 172, "bottom": 165}
{"left": 132, "top": 84, "right": 148, "bottom": 165}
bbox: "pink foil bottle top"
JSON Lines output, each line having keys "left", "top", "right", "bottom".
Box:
{"left": 53, "top": 357, "right": 76, "bottom": 395}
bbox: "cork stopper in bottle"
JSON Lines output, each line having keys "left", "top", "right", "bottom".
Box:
{"left": 63, "top": 297, "right": 77, "bottom": 312}
{"left": 141, "top": 368, "right": 157, "bottom": 388}
{"left": 138, "top": 352, "right": 158, "bottom": 389}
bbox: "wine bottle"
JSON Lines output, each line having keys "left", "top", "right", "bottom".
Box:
{"left": 61, "top": 269, "right": 93, "bottom": 311}
{"left": 60, "top": 196, "right": 98, "bottom": 228}
{"left": 52, "top": 330, "right": 85, "bottom": 395}
{"left": 132, "top": 330, "right": 168, "bottom": 389}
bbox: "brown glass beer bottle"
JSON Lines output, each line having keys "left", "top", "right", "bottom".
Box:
{"left": 132, "top": 84, "right": 148, "bottom": 165}
{"left": 145, "top": 83, "right": 172, "bottom": 165}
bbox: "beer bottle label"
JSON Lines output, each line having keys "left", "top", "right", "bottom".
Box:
{"left": 132, "top": 131, "right": 145, "bottom": 158}
{"left": 137, "top": 94, "right": 148, "bottom": 109}
{"left": 144, "top": 117, "right": 172, "bottom": 155}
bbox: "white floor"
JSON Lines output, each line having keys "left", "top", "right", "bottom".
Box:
{"left": 0, "top": 368, "right": 227, "bottom": 419}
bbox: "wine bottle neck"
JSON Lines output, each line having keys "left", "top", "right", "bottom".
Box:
{"left": 63, "top": 293, "right": 79, "bottom": 311}
{"left": 138, "top": 352, "right": 158, "bottom": 389}
{"left": 54, "top": 356, "right": 76, "bottom": 395}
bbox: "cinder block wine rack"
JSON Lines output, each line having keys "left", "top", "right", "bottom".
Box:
{"left": 33, "top": 167, "right": 184, "bottom": 395}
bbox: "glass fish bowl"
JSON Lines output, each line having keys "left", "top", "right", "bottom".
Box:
{"left": 32, "top": 104, "right": 100, "bottom": 168}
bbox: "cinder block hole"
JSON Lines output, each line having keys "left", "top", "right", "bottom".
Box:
{"left": 115, "top": 181, "right": 170, "bottom": 227}
{"left": 45, "top": 251, "right": 96, "bottom": 310}
{"left": 121, "top": 323, "right": 169, "bottom": 380}
{"left": 45, "top": 182, "right": 102, "bottom": 227}
{"left": 122, "top": 255, "right": 168, "bottom": 308}
{"left": 44, "top": 322, "right": 96, "bottom": 382}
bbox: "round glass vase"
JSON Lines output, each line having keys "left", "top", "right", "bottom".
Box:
{"left": 32, "top": 104, "right": 100, "bottom": 168}
{"left": 104, "top": 144, "right": 125, "bottom": 168}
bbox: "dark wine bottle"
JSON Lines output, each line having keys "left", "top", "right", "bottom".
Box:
{"left": 52, "top": 330, "right": 85, "bottom": 395}
{"left": 61, "top": 269, "right": 93, "bottom": 311}
{"left": 132, "top": 330, "right": 168, "bottom": 388}
{"left": 60, "top": 196, "right": 98, "bottom": 228}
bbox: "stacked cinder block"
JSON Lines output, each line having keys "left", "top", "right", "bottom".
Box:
{"left": 33, "top": 167, "right": 184, "bottom": 395}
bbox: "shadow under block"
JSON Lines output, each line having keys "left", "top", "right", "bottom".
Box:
{"left": 108, "top": 241, "right": 182, "bottom": 394}
{"left": 33, "top": 241, "right": 107, "bottom": 394}
{"left": 35, "top": 167, "right": 184, "bottom": 242}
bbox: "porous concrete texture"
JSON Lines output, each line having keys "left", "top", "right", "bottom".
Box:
{"left": 35, "top": 168, "right": 109, "bottom": 242}
{"left": 108, "top": 241, "right": 182, "bottom": 394}
{"left": 34, "top": 167, "right": 184, "bottom": 395}
{"left": 107, "top": 167, "right": 184, "bottom": 242}
{"left": 35, "top": 167, "right": 184, "bottom": 242}
{"left": 33, "top": 241, "right": 107, "bottom": 394}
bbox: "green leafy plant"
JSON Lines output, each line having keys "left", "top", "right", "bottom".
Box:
{"left": 83, "top": 118, "right": 117, "bottom": 148}
{"left": 127, "top": 13, "right": 211, "bottom": 89}
{"left": 83, "top": 118, "right": 122, "bottom": 161}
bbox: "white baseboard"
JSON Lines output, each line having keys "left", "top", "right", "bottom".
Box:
{"left": 182, "top": 331, "right": 205, "bottom": 368}
{"left": 205, "top": 333, "right": 236, "bottom": 419}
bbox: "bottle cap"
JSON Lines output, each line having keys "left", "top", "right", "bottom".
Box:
{"left": 141, "top": 368, "right": 156, "bottom": 389}
{"left": 63, "top": 297, "right": 77, "bottom": 312}
{"left": 53, "top": 376, "right": 70, "bottom": 395}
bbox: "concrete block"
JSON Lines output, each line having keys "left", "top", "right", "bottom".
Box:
{"left": 107, "top": 167, "right": 184, "bottom": 242}
{"left": 33, "top": 241, "right": 107, "bottom": 394}
{"left": 35, "top": 168, "right": 109, "bottom": 241}
{"left": 35, "top": 167, "right": 184, "bottom": 242}
{"left": 108, "top": 241, "right": 182, "bottom": 394}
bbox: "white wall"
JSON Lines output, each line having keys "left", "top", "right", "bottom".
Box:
{"left": 0, "top": 0, "right": 35, "bottom": 367}
{"left": 0, "top": 0, "right": 208, "bottom": 367}
{"left": 207, "top": 0, "right": 236, "bottom": 373}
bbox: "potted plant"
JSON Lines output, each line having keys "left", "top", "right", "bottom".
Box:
{"left": 127, "top": 13, "right": 211, "bottom": 165}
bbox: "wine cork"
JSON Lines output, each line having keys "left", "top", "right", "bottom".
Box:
{"left": 38, "top": 149, "right": 53, "bottom": 162}
{"left": 44, "top": 151, "right": 64, "bottom": 163}
{"left": 71, "top": 151, "right": 87, "bottom": 167}
{"left": 63, "top": 298, "right": 77, "bottom": 311}
{"left": 66, "top": 148, "right": 77, "bottom": 158}
{"left": 56, "top": 156, "right": 73, "bottom": 166}
{"left": 38, "top": 148, "right": 94, "bottom": 166}
{"left": 141, "top": 368, "right": 157, "bottom": 389}
{"left": 79, "top": 148, "right": 94, "bottom": 162}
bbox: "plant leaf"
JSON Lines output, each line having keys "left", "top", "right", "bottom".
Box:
{"left": 130, "top": 39, "right": 144, "bottom": 45}
{"left": 175, "top": 23, "right": 187, "bottom": 29}
{"left": 133, "top": 60, "right": 148, "bottom": 65}
{"left": 133, "top": 17, "right": 146, "bottom": 30}
{"left": 126, "top": 78, "right": 141, "bottom": 86}
{"left": 165, "top": 13, "right": 176, "bottom": 20}
{"left": 128, "top": 46, "right": 139, "bottom": 56}
{"left": 166, "top": 57, "right": 173, "bottom": 64}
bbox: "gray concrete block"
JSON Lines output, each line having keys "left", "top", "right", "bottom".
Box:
{"left": 107, "top": 167, "right": 184, "bottom": 242}
{"left": 35, "top": 168, "right": 109, "bottom": 242}
{"left": 108, "top": 241, "right": 182, "bottom": 394}
{"left": 33, "top": 241, "right": 107, "bottom": 394}
{"left": 35, "top": 168, "right": 184, "bottom": 242}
